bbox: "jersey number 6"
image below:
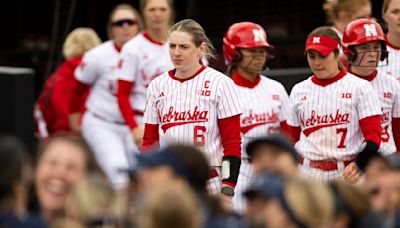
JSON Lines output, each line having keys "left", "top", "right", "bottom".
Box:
{"left": 194, "top": 126, "right": 206, "bottom": 147}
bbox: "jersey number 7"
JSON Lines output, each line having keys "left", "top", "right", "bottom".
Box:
{"left": 336, "top": 128, "right": 347, "bottom": 149}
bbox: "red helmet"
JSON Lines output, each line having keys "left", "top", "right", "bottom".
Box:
{"left": 343, "top": 18, "right": 385, "bottom": 47}
{"left": 223, "top": 22, "right": 273, "bottom": 65}
{"left": 342, "top": 18, "right": 387, "bottom": 62}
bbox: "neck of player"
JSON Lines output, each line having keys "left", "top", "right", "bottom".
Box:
{"left": 351, "top": 66, "right": 375, "bottom": 77}
{"left": 147, "top": 27, "right": 170, "bottom": 44}
{"left": 175, "top": 61, "right": 203, "bottom": 79}
{"left": 237, "top": 67, "right": 259, "bottom": 82}
{"left": 387, "top": 32, "right": 400, "bottom": 48}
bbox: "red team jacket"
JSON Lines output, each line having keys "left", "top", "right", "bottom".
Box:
{"left": 35, "top": 57, "right": 88, "bottom": 137}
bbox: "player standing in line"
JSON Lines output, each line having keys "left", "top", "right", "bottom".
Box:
{"left": 379, "top": 0, "right": 400, "bottom": 81}
{"left": 69, "top": 4, "right": 142, "bottom": 190}
{"left": 142, "top": 19, "right": 242, "bottom": 204}
{"left": 323, "top": 0, "right": 372, "bottom": 40}
{"left": 116, "top": 0, "right": 175, "bottom": 147}
{"left": 287, "top": 26, "right": 382, "bottom": 183}
{"left": 343, "top": 18, "right": 400, "bottom": 165}
{"left": 222, "top": 22, "right": 290, "bottom": 214}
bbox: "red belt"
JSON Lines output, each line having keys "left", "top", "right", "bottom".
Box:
{"left": 209, "top": 168, "right": 219, "bottom": 179}
{"left": 298, "top": 155, "right": 355, "bottom": 171}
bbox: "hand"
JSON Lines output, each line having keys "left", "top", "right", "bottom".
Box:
{"left": 219, "top": 193, "right": 233, "bottom": 211}
{"left": 132, "top": 127, "right": 143, "bottom": 147}
{"left": 68, "top": 112, "right": 81, "bottom": 133}
{"left": 343, "top": 162, "right": 362, "bottom": 184}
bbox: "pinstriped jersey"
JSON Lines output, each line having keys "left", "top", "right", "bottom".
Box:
{"left": 379, "top": 41, "right": 400, "bottom": 81}
{"left": 233, "top": 74, "right": 290, "bottom": 159}
{"left": 369, "top": 71, "right": 400, "bottom": 155}
{"left": 144, "top": 66, "right": 242, "bottom": 166}
{"left": 287, "top": 72, "right": 382, "bottom": 161}
{"left": 117, "top": 32, "right": 174, "bottom": 113}
{"left": 75, "top": 41, "right": 126, "bottom": 122}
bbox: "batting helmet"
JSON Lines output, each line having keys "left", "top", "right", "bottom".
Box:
{"left": 223, "top": 22, "right": 273, "bottom": 65}
{"left": 342, "top": 18, "right": 387, "bottom": 62}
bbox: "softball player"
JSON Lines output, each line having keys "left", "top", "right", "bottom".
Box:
{"left": 287, "top": 26, "right": 382, "bottom": 183}
{"left": 116, "top": 0, "right": 175, "bottom": 147}
{"left": 142, "top": 19, "right": 242, "bottom": 202}
{"left": 70, "top": 4, "right": 142, "bottom": 190}
{"left": 343, "top": 18, "right": 400, "bottom": 164}
{"left": 222, "top": 22, "right": 290, "bottom": 214}
{"left": 378, "top": 0, "right": 400, "bottom": 81}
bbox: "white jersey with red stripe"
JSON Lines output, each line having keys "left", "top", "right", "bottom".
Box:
{"left": 379, "top": 40, "right": 400, "bottom": 81}
{"left": 235, "top": 75, "right": 291, "bottom": 159}
{"left": 369, "top": 71, "right": 400, "bottom": 155}
{"left": 287, "top": 72, "right": 382, "bottom": 161}
{"left": 75, "top": 40, "right": 126, "bottom": 122}
{"left": 117, "top": 32, "right": 174, "bottom": 113}
{"left": 144, "top": 66, "right": 242, "bottom": 166}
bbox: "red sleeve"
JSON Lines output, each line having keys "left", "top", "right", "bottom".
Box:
{"left": 141, "top": 123, "right": 160, "bottom": 152}
{"left": 70, "top": 78, "right": 90, "bottom": 113}
{"left": 392, "top": 118, "right": 400, "bottom": 151}
{"left": 283, "top": 122, "right": 301, "bottom": 143}
{"left": 218, "top": 115, "right": 241, "bottom": 158}
{"left": 359, "top": 115, "right": 382, "bottom": 147}
{"left": 117, "top": 80, "right": 138, "bottom": 130}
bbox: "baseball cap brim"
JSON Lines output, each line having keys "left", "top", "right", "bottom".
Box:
{"left": 305, "top": 44, "right": 335, "bottom": 56}
{"left": 244, "top": 172, "right": 284, "bottom": 199}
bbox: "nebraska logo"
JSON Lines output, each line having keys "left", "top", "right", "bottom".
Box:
{"left": 160, "top": 106, "right": 208, "bottom": 132}
{"left": 300, "top": 109, "right": 350, "bottom": 136}
{"left": 241, "top": 110, "right": 279, "bottom": 134}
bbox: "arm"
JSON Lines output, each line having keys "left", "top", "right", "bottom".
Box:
{"left": 218, "top": 114, "right": 241, "bottom": 188}
{"left": 117, "top": 79, "right": 138, "bottom": 130}
{"left": 356, "top": 115, "right": 382, "bottom": 171}
{"left": 69, "top": 78, "right": 90, "bottom": 132}
{"left": 142, "top": 123, "right": 160, "bottom": 152}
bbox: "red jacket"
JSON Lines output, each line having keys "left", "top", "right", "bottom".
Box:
{"left": 35, "top": 57, "right": 88, "bottom": 137}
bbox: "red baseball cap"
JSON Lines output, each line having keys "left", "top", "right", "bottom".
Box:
{"left": 305, "top": 35, "right": 340, "bottom": 56}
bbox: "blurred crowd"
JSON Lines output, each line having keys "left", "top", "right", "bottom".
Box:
{"left": 2, "top": 0, "right": 400, "bottom": 227}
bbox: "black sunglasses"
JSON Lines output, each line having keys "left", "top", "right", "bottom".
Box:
{"left": 112, "top": 19, "right": 137, "bottom": 27}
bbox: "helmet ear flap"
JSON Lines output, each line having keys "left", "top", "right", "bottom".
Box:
{"left": 347, "top": 46, "right": 357, "bottom": 64}
{"left": 232, "top": 49, "right": 243, "bottom": 64}
{"left": 380, "top": 42, "right": 388, "bottom": 61}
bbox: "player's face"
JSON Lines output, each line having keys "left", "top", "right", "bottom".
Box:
{"left": 111, "top": 9, "right": 139, "bottom": 46}
{"left": 238, "top": 47, "right": 268, "bottom": 73}
{"left": 35, "top": 140, "right": 86, "bottom": 212}
{"left": 143, "top": 0, "right": 172, "bottom": 32}
{"left": 383, "top": 0, "right": 400, "bottom": 35}
{"left": 169, "top": 31, "right": 205, "bottom": 72}
{"left": 351, "top": 41, "right": 381, "bottom": 75}
{"left": 307, "top": 50, "right": 340, "bottom": 79}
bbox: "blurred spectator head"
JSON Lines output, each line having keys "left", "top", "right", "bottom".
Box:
{"left": 245, "top": 174, "right": 334, "bottom": 227}
{"left": 35, "top": 134, "right": 100, "bottom": 221}
{"left": 140, "top": 0, "right": 175, "bottom": 30}
{"left": 329, "top": 181, "right": 373, "bottom": 228}
{"left": 62, "top": 27, "right": 101, "bottom": 60}
{"left": 137, "top": 184, "right": 202, "bottom": 228}
{"left": 246, "top": 134, "right": 298, "bottom": 176}
{"left": 61, "top": 172, "right": 123, "bottom": 228}
{"left": 323, "top": 0, "right": 372, "bottom": 25}
{"left": 0, "top": 135, "right": 31, "bottom": 214}
{"left": 133, "top": 144, "right": 209, "bottom": 194}
{"left": 107, "top": 4, "right": 143, "bottom": 42}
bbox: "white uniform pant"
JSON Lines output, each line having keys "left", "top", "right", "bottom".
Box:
{"left": 232, "top": 160, "right": 254, "bottom": 214}
{"left": 82, "top": 112, "right": 141, "bottom": 190}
